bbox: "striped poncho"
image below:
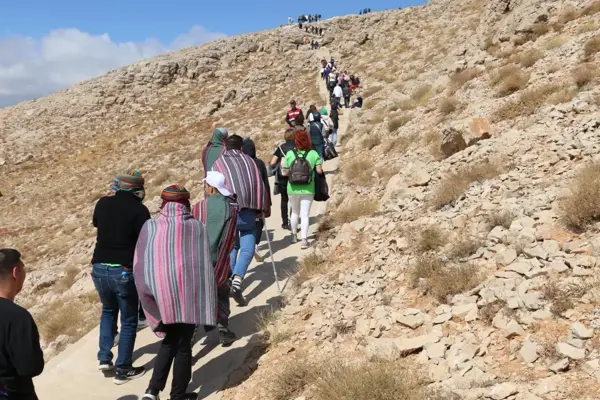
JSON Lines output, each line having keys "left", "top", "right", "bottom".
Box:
{"left": 133, "top": 202, "right": 217, "bottom": 333}
{"left": 212, "top": 149, "right": 269, "bottom": 213}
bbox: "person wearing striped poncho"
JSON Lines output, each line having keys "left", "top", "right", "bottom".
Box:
{"left": 134, "top": 185, "right": 216, "bottom": 400}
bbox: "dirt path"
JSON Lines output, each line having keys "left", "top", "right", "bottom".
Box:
{"left": 34, "top": 50, "right": 350, "bottom": 400}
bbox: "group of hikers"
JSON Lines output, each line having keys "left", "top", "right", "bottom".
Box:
{"left": 0, "top": 56, "right": 352, "bottom": 400}
{"left": 359, "top": 8, "right": 372, "bottom": 14}
{"left": 321, "top": 58, "right": 363, "bottom": 110}
{"left": 305, "top": 25, "right": 324, "bottom": 36}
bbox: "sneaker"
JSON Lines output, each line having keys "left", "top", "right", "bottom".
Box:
{"left": 301, "top": 239, "right": 310, "bottom": 250}
{"left": 142, "top": 389, "right": 160, "bottom": 400}
{"left": 254, "top": 245, "right": 263, "bottom": 262}
{"left": 112, "top": 333, "right": 120, "bottom": 348}
{"left": 113, "top": 366, "right": 146, "bottom": 385}
{"left": 231, "top": 286, "right": 247, "bottom": 307}
{"left": 219, "top": 329, "right": 237, "bottom": 347}
{"left": 282, "top": 223, "right": 290, "bottom": 230}
{"left": 290, "top": 234, "right": 298, "bottom": 244}
{"left": 98, "top": 361, "right": 114, "bottom": 372}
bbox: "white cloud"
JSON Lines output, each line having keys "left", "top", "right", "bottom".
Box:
{"left": 0, "top": 25, "right": 226, "bottom": 107}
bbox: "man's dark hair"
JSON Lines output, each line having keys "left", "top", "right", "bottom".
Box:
{"left": 0, "top": 249, "right": 21, "bottom": 279}
{"left": 226, "top": 134, "right": 244, "bottom": 151}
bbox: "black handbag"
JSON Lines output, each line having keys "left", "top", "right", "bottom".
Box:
{"left": 324, "top": 139, "right": 338, "bottom": 161}
{"left": 314, "top": 172, "right": 330, "bottom": 202}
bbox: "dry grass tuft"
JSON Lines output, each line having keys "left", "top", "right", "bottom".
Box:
{"left": 313, "top": 359, "right": 429, "bottom": 400}
{"left": 332, "top": 198, "right": 379, "bottom": 226}
{"left": 293, "top": 252, "right": 327, "bottom": 288}
{"left": 489, "top": 64, "right": 530, "bottom": 96}
{"left": 544, "top": 35, "right": 569, "bottom": 50}
{"left": 410, "top": 256, "right": 482, "bottom": 303}
{"left": 388, "top": 115, "right": 413, "bottom": 132}
{"left": 571, "top": 63, "right": 599, "bottom": 88}
{"left": 423, "top": 131, "right": 444, "bottom": 160}
{"left": 37, "top": 300, "right": 85, "bottom": 342}
{"left": 480, "top": 300, "right": 507, "bottom": 324}
{"left": 363, "top": 85, "right": 384, "bottom": 98}
{"left": 393, "top": 99, "right": 418, "bottom": 111}
{"left": 542, "top": 282, "right": 575, "bottom": 316}
{"left": 343, "top": 158, "right": 374, "bottom": 186}
{"left": 485, "top": 210, "right": 516, "bottom": 230}
{"left": 362, "top": 135, "right": 381, "bottom": 150}
{"left": 410, "top": 85, "right": 432, "bottom": 104}
{"left": 438, "top": 97, "right": 460, "bottom": 115}
{"left": 256, "top": 308, "right": 290, "bottom": 345}
{"left": 558, "top": 6, "right": 581, "bottom": 25}
{"left": 448, "top": 232, "right": 484, "bottom": 259}
{"left": 269, "top": 357, "right": 318, "bottom": 400}
{"left": 584, "top": 35, "right": 600, "bottom": 59}
{"left": 408, "top": 226, "right": 447, "bottom": 252}
{"left": 430, "top": 160, "right": 504, "bottom": 209}
{"left": 559, "top": 162, "right": 600, "bottom": 231}
{"left": 582, "top": 1, "right": 600, "bottom": 16}
{"left": 514, "top": 49, "right": 544, "bottom": 68}
{"left": 492, "top": 83, "right": 567, "bottom": 121}
{"left": 382, "top": 133, "right": 417, "bottom": 154}
{"left": 55, "top": 266, "right": 79, "bottom": 291}
{"left": 450, "top": 68, "right": 481, "bottom": 88}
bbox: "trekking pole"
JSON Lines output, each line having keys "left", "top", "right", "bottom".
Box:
{"left": 263, "top": 219, "right": 283, "bottom": 296}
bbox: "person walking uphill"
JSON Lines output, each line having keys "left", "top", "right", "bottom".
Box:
{"left": 202, "top": 128, "right": 229, "bottom": 174}
{"left": 192, "top": 172, "right": 238, "bottom": 347}
{"left": 212, "top": 135, "right": 270, "bottom": 306}
{"left": 135, "top": 186, "right": 216, "bottom": 400}
{"left": 269, "top": 128, "right": 296, "bottom": 230}
{"left": 242, "top": 138, "right": 272, "bottom": 261}
{"left": 285, "top": 100, "right": 304, "bottom": 127}
{"left": 0, "top": 249, "right": 44, "bottom": 400}
{"left": 307, "top": 105, "right": 325, "bottom": 160}
{"left": 282, "top": 129, "right": 324, "bottom": 249}
{"left": 91, "top": 169, "right": 150, "bottom": 384}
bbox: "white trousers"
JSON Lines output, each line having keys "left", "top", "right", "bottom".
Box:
{"left": 290, "top": 194, "right": 314, "bottom": 239}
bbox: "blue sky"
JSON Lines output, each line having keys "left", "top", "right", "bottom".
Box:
{"left": 0, "top": 0, "right": 425, "bottom": 106}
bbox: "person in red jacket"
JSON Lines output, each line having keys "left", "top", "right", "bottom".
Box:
{"left": 285, "top": 100, "right": 304, "bottom": 127}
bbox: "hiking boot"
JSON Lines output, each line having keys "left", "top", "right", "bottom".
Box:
{"left": 219, "top": 329, "right": 237, "bottom": 347}
{"left": 98, "top": 361, "right": 114, "bottom": 372}
{"left": 142, "top": 389, "right": 160, "bottom": 400}
{"left": 282, "top": 223, "right": 290, "bottom": 230}
{"left": 301, "top": 239, "right": 310, "bottom": 250}
{"left": 231, "top": 286, "right": 247, "bottom": 307}
{"left": 290, "top": 234, "right": 298, "bottom": 244}
{"left": 113, "top": 332, "right": 120, "bottom": 348}
{"left": 113, "top": 366, "right": 146, "bottom": 385}
{"left": 253, "top": 245, "right": 263, "bottom": 262}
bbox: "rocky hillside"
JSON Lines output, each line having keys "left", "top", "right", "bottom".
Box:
{"left": 3, "top": 0, "right": 600, "bottom": 397}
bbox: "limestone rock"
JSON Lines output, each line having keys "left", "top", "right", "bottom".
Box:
{"left": 395, "top": 313, "right": 425, "bottom": 329}
{"left": 488, "top": 382, "right": 518, "bottom": 400}
{"left": 571, "top": 322, "right": 594, "bottom": 340}
{"left": 549, "top": 358, "right": 570, "bottom": 373}
{"left": 440, "top": 127, "right": 467, "bottom": 158}
{"left": 520, "top": 340, "right": 539, "bottom": 363}
{"left": 556, "top": 342, "right": 585, "bottom": 360}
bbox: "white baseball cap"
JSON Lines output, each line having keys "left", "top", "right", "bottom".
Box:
{"left": 202, "top": 171, "right": 232, "bottom": 197}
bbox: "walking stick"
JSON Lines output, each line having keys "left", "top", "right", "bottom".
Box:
{"left": 263, "top": 219, "right": 283, "bottom": 296}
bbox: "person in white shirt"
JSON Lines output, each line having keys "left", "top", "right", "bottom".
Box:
{"left": 332, "top": 83, "right": 343, "bottom": 109}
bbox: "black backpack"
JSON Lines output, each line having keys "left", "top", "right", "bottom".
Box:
{"left": 289, "top": 150, "right": 313, "bottom": 184}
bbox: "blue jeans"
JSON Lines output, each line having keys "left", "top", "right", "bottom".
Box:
{"left": 230, "top": 209, "right": 257, "bottom": 279}
{"left": 91, "top": 264, "right": 139, "bottom": 372}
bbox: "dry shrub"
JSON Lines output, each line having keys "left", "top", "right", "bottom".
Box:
{"left": 343, "top": 158, "right": 374, "bottom": 186}
{"left": 559, "top": 162, "right": 600, "bottom": 231}
{"left": 37, "top": 300, "right": 85, "bottom": 342}
{"left": 492, "top": 83, "right": 566, "bottom": 122}
{"left": 363, "top": 98, "right": 381, "bottom": 110}
{"left": 150, "top": 169, "right": 170, "bottom": 186}
{"left": 544, "top": 35, "right": 569, "bottom": 50}
{"left": 450, "top": 68, "right": 481, "bottom": 87}
{"left": 578, "top": 21, "right": 599, "bottom": 34}
{"left": 489, "top": 64, "right": 530, "bottom": 96}
{"left": 430, "top": 160, "right": 504, "bottom": 209}
{"left": 410, "top": 85, "right": 432, "bottom": 104}
{"left": 531, "top": 23, "right": 551, "bottom": 38}
{"left": 269, "top": 357, "right": 318, "bottom": 400}
{"left": 313, "top": 359, "right": 429, "bottom": 400}
{"left": 363, "top": 85, "right": 384, "bottom": 98}
{"left": 396, "top": 99, "right": 418, "bottom": 111}
{"left": 408, "top": 226, "right": 447, "bottom": 252}
{"left": 571, "top": 63, "right": 599, "bottom": 88}
{"left": 515, "top": 49, "right": 544, "bottom": 67}
{"left": 595, "top": 94, "right": 600, "bottom": 106}
{"left": 55, "top": 266, "right": 79, "bottom": 291}
{"left": 547, "top": 85, "right": 577, "bottom": 105}
{"left": 542, "top": 282, "right": 575, "bottom": 316}
{"left": 388, "top": 115, "right": 413, "bottom": 132}
{"left": 582, "top": 1, "right": 600, "bottom": 16}
{"left": 256, "top": 308, "right": 290, "bottom": 345}
{"left": 410, "top": 256, "right": 482, "bottom": 303}
{"left": 485, "top": 210, "right": 516, "bottom": 230}
{"left": 362, "top": 135, "right": 381, "bottom": 150}
{"left": 293, "top": 252, "right": 327, "bottom": 288}
{"left": 438, "top": 97, "right": 460, "bottom": 115}
{"left": 584, "top": 35, "right": 600, "bottom": 58}
{"left": 448, "top": 233, "right": 484, "bottom": 259}
{"left": 558, "top": 6, "right": 581, "bottom": 25}
{"left": 332, "top": 198, "right": 378, "bottom": 226}
{"left": 480, "top": 300, "right": 507, "bottom": 324}
{"left": 423, "top": 131, "right": 444, "bottom": 160}
{"left": 382, "top": 133, "right": 417, "bottom": 154}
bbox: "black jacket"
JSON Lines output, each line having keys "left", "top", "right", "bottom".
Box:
{"left": 91, "top": 191, "right": 151, "bottom": 266}
{"left": 0, "top": 299, "right": 44, "bottom": 400}
{"left": 242, "top": 139, "right": 272, "bottom": 207}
